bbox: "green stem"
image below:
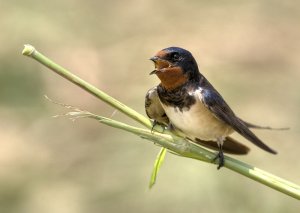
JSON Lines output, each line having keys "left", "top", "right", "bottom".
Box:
{"left": 22, "top": 44, "right": 300, "bottom": 200}
{"left": 88, "top": 113, "right": 211, "bottom": 162}
{"left": 22, "top": 45, "right": 152, "bottom": 129}
{"left": 88, "top": 113, "right": 300, "bottom": 199}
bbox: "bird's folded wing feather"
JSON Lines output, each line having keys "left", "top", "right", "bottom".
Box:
{"left": 145, "top": 86, "right": 169, "bottom": 125}
{"left": 198, "top": 83, "right": 277, "bottom": 154}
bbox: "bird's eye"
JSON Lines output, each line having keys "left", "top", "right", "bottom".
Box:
{"left": 171, "top": 52, "right": 180, "bottom": 61}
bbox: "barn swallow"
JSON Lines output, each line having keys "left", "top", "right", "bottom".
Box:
{"left": 146, "top": 47, "right": 287, "bottom": 169}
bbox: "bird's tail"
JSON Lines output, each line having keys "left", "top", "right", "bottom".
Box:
{"left": 239, "top": 118, "right": 289, "bottom": 131}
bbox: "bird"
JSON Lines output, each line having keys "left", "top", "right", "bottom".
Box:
{"left": 145, "top": 47, "right": 287, "bottom": 169}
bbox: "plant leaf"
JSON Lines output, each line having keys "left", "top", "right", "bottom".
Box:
{"left": 149, "top": 147, "right": 167, "bottom": 189}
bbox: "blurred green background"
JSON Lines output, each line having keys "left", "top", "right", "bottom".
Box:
{"left": 1, "top": 0, "right": 300, "bottom": 212}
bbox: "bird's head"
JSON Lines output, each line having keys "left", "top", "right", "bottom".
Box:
{"left": 150, "top": 47, "right": 200, "bottom": 90}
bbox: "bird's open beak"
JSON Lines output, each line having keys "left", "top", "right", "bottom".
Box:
{"left": 149, "top": 70, "right": 157, "bottom": 75}
{"left": 149, "top": 56, "right": 171, "bottom": 75}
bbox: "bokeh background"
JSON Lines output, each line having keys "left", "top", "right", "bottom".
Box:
{"left": 1, "top": 0, "right": 300, "bottom": 212}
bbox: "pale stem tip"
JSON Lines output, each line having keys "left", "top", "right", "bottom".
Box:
{"left": 22, "top": 44, "right": 36, "bottom": 56}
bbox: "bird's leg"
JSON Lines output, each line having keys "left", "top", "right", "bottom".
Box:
{"left": 213, "top": 138, "right": 225, "bottom": 169}
{"left": 151, "top": 120, "right": 158, "bottom": 133}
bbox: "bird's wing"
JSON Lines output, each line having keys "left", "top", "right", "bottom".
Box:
{"left": 145, "top": 86, "right": 169, "bottom": 125}
{"left": 197, "top": 80, "right": 277, "bottom": 154}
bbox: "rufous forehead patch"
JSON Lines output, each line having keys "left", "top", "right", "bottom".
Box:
{"left": 154, "top": 50, "right": 168, "bottom": 58}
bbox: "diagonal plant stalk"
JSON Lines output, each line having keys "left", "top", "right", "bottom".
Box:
{"left": 22, "top": 44, "right": 300, "bottom": 200}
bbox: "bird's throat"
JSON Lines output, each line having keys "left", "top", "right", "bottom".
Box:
{"left": 156, "top": 67, "right": 188, "bottom": 90}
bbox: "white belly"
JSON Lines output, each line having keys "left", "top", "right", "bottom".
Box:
{"left": 162, "top": 101, "right": 233, "bottom": 141}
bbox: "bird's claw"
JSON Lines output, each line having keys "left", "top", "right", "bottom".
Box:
{"left": 151, "top": 120, "right": 158, "bottom": 133}
{"left": 213, "top": 151, "right": 224, "bottom": 170}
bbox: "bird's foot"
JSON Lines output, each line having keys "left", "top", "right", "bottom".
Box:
{"left": 151, "top": 120, "right": 158, "bottom": 133}
{"left": 213, "top": 151, "right": 224, "bottom": 170}
{"left": 150, "top": 120, "right": 167, "bottom": 133}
